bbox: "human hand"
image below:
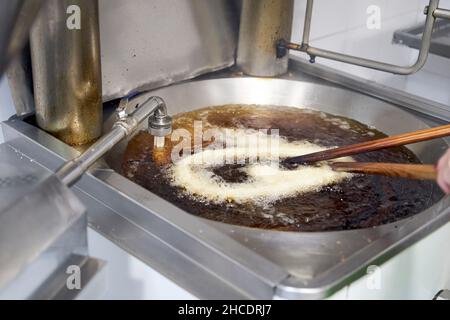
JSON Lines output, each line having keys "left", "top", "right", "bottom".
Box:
{"left": 436, "top": 148, "right": 450, "bottom": 194}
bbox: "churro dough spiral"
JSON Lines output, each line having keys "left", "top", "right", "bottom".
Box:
{"left": 168, "top": 133, "right": 354, "bottom": 204}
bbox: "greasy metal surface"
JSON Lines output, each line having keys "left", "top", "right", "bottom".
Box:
{"left": 3, "top": 71, "right": 450, "bottom": 299}
{"left": 122, "top": 105, "right": 436, "bottom": 232}
{"left": 31, "top": 0, "right": 102, "bottom": 146}
{"left": 0, "top": 0, "right": 43, "bottom": 75}
{"left": 237, "top": 0, "right": 294, "bottom": 76}
{"left": 103, "top": 77, "right": 449, "bottom": 295}
{"left": 6, "top": 45, "right": 34, "bottom": 116}
{"left": 98, "top": 0, "right": 239, "bottom": 101}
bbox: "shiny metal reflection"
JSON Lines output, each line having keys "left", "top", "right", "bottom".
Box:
{"left": 237, "top": 0, "right": 294, "bottom": 77}
{"left": 31, "top": 0, "right": 102, "bottom": 145}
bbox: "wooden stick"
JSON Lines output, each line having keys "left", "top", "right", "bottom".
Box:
{"left": 331, "top": 162, "right": 437, "bottom": 180}
{"left": 284, "top": 124, "right": 450, "bottom": 165}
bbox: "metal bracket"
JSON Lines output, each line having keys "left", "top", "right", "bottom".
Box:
{"left": 278, "top": 0, "right": 450, "bottom": 75}
{"left": 433, "top": 289, "right": 450, "bottom": 300}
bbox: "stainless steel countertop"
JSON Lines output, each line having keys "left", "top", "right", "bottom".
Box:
{"left": 2, "top": 57, "right": 449, "bottom": 299}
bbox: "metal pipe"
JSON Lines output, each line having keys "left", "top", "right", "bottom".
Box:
{"left": 434, "top": 8, "right": 450, "bottom": 19}
{"left": 237, "top": 0, "right": 294, "bottom": 77}
{"left": 30, "top": 0, "right": 102, "bottom": 146}
{"left": 0, "top": 0, "right": 44, "bottom": 76}
{"left": 56, "top": 96, "right": 170, "bottom": 187}
{"left": 302, "top": 0, "right": 313, "bottom": 47}
{"left": 282, "top": 0, "right": 440, "bottom": 75}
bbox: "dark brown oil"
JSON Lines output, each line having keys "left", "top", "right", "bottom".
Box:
{"left": 122, "top": 105, "right": 439, "bottom": 232}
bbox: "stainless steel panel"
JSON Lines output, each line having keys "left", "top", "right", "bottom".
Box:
{"left": 2, "top": 68, "right": 449, "bottom": 299}
{"left": 98, "top": 0, "right": 239, "bottom": 101}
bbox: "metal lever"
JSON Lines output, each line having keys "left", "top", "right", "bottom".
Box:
{"left": 278, "top": 0, "right": 449, "bottom": 75}
{"left": 56, "top": 96, "right": 172, "bottom": 186}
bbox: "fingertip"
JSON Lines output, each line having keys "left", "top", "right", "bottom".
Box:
{"left": 437, "top": 176, "right": 450, "bottom": 194}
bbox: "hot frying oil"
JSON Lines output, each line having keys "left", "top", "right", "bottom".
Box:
{"left": 122, "top": 105, "right": 437, "bottom": 232}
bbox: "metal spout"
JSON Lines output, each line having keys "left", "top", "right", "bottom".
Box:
{"left": 148, "top": 97, "right": 172, "bottom": 149}
{"left": 56, "top": 96, "right": 170, "bottom": 186}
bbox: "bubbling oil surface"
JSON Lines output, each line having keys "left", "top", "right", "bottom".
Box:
{"left": 122, "top": 105, "right": 436, "bottom": 232}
